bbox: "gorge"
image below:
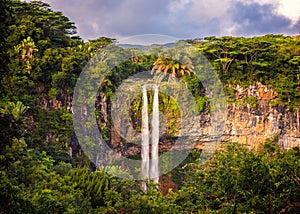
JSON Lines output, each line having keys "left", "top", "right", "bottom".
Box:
{"left": 102, "top": 82, "right": 300, "bottom": 157}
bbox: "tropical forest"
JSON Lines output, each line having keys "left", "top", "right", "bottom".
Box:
{"left": 0, "top": 0, "right": 300, "bottom": 213}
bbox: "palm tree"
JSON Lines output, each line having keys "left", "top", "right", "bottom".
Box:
{"left": 151, "top": 54, "right": 194, "bottom": 83}
{"left": 15, "top": 36, "right": 38, "bottom": 73}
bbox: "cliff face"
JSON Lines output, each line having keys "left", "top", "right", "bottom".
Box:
{"left": 222, "top": 83, "right": 299, "bottom": 149}
{"left": 51, "top": 81, "right": 299, "bottom": 157}
{"left": 105, "top": 82, "right": 300, "bottom": 156}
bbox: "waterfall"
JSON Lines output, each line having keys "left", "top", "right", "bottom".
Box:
{"left": 141, "top": 84, "right": 159, "bottom": 191}
{"left": 141, "top": 85, "right": 150, "bottom": 192}
{"left": 150, "top": 84, "right": 159, "bottom": 183}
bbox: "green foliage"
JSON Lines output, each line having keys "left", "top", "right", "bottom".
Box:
{"left": 191, "top": 35, "right": 300, "bottom": 108}
{"left": 130, "top": 91, "right": 181, "bottom": 137}
{"left": 0, "top": 171, "right": 35, "bottom": 213}
{"left": 269, "top": 98, "right": 280, "bottom": 107}
{"left": 0, "top": 101, "right": 29, "bottom": 121}
{"left": 0, "top": 101, "right": 29, "bottom": 152}
{"left": 122, "top": 182, "right": 179, "bottom": 214}
{"left": 0, "top": 135, "right": 91, "bottom": 213}
{"left": 195, "top": 95, "right": 209, "bottom": 112}
{"left": 179, "top": 141, "right": 300, "bottom": 213}
{"left": 243, "top": 96, "right": 258, "bottom": 108}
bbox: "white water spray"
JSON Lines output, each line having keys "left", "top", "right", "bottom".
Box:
{"left": 141, "top": 85, "right": 150, "bottom": 192}
{"left": 150, "top": 84, "right": 159, "bottom": 183}
{"left": 141, "top": 84, "right": 160, "bottom": 191}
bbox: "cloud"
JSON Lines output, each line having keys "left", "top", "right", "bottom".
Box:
{"left": 277, "top": 0, "right": 300, "bottom": 25}
{"left": 230, "top": 2, "right": 294, "bottom": 36}
{"left": 40, "top": 0, "right": 125, "bottom": 39}
{"left": 27, "top": 0, "right": 300, "bottom": 40}
{"left": 169, "top": 0, "right": 191, "bottom": 12}
{"left": 43, "top": 0, "right": 177, "bottom": 40}
{"left": 102, "top": 0, "right": 173, "bottom": 37}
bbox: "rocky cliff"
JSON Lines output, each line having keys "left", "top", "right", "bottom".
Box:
{"left": 48, "top": 81, "right": 300, "bottom": 157}
{"left": 222, "top": 82, "right": 299, "bottom": 149}
{"left": 103, "top": 82, "right": 300, "bottom": 156}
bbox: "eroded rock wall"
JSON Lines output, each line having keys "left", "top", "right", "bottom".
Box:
{"left": 222, "top": 83, "right": 299, "bottom": 149}
{"left": 75, "top": 82, "right": 300, "bottom": 157}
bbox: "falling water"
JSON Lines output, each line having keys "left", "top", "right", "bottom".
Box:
{"left": 150, "top": 84, "right": 159, "bottom": 183}
{"left": 141, "top": 85, "right": 149, "bottom": 192}
{"left": 141, "top": 84, "right": 160, "bottom": 191}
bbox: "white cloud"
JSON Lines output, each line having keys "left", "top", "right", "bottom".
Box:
{"left": 277, "top": 0, "right": 300, "bottom": 25}
{"left": 169, "top": 0, "right": 191, "bottom": 12}
{"left": 236, "top": 0, "right": 278, "bottom": 5}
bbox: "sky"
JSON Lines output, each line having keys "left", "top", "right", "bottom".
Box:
{"left": 27, "top": 0, "right": 300, "bottom": 41}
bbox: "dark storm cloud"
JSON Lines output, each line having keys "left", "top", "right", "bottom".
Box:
{"left": 29, "top": 0, "right": 299, "bottom": 40}
{"left": 42, "top": 0, "right": 125, "bottom": 39}
{"left": 38, "top": 0, "right": 224, "bottom": 40}
{"left": 43, "top": 0, "right": 175, "bottom": 40}
{"left": 103, "top": 0, "right": 172, "bottom": 36}
{"left": 231, "top": 2, "right": 294, "bottom": 35}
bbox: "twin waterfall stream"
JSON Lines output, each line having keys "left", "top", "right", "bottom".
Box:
{"left": 141, "top": 84, "right": 159, "bottom": 192}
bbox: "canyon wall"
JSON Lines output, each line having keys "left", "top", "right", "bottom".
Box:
{"left": 108, "top": 82, "right": 300, "bottom": 156}
{"left": 222, "top": 83, "right": 299, "bottom": 149}
{"left": 45, "top": 82, "right": 299, "bottom": 156}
